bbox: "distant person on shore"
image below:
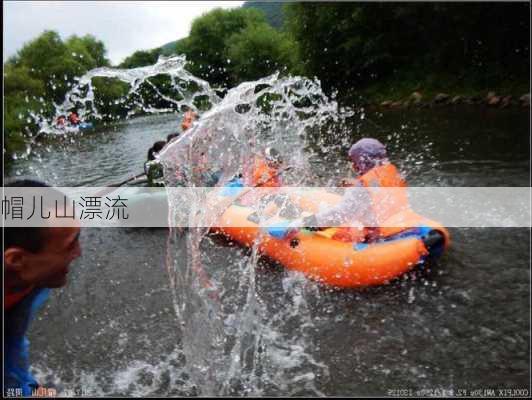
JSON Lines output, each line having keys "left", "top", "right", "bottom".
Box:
{"left": 4, "top": 179, "right": 82, "bottom": 396}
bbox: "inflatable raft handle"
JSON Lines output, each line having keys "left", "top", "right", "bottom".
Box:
{"left": 266, "top": 220, "right": 290, "bottom": 238}
{"left": 422, "top": 229, "right": 446, "bottom": 258}
{"left": 266, "top": 219, "right": 293, "bottom": 239}
{"left": 220, "top": 178, "right": 244, "bottom": 196}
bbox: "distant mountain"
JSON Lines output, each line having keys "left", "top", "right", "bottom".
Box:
{"left": 242, "top": 1, "right": 285, "bottom": 29}
{"left": 160, "top": 40, "right": 178, "bottom": 56}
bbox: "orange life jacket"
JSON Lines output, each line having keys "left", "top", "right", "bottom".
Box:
{"left": 239, "top": 156, "right": 282, "bottom": 206}
{"left": 357, "top": 163, "right": 408, "bottom": 225}
{"left": 245, "top": 156, "right": 282, "bottom": 188}
{"left": 181, "top": 111, "right": 196, "bottom": 131}
{"left": 333, "top": 163, "right": 409, "bottom": 242}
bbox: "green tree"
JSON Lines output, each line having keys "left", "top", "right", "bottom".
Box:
{"left": 174, "top": 37, "right": 190, "bottom": 56}
{"left": 4, "top": 30, "right": 112, "bottom": 167}
{"left": 242, "top": 1, "right": 285, "bottom": 29}
{"left": 227, "top": 22, "right": 297, "bottom": 82}
{"left": 15, "top": 31, "right": 68, "bottom": 81}
{"left": 119, "top": 48, "right": 162, "bottom": 68}
{"left": 4, "top": 63, "right": 47, "bottom": 165}
{"left": 185, "top": 7, "right": 266, "bottom": 87}
{"left": 77, "top": 34, "right": 110, "bottom": 66}
{"left": 91, "top": 77, "right": 131, "bottom": 119}
{"left": 284, "top": 2, "right": 530, "bottom": 94}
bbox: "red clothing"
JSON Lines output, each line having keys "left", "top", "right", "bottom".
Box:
{"left": 4, "top": 286, "right": 35, "bottom": 311}
{"left": 68, "top": 113, "right": 80, "bottom": 125}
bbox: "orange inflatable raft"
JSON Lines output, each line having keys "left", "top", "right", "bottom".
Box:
{"left": 211, "top": 188, "right": 450, "bottom": 288}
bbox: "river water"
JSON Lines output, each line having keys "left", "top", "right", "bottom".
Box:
{"left": 7, "top": 106, "right": 530, "bottom": 396}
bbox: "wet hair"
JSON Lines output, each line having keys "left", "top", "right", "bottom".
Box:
{"left": 4, "top": 179, "right": 56, "bottom": 253}
{"left": 265, "top": 147, "right": 282, "bottom": 165}
{"left": 166, "top": 133, "right": 179, "bottom": 142}
{"left": 348, "top": 138, "right": 388, "bottom": 174}
{"left": 147, "top": 140, "right": 167, "bottom": 161}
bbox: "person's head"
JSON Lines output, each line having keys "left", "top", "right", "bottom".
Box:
{"left": 348, "top": 138, "right": 388, "bottom": 174}
{"left": 166, "top": 132, "right": 179, "bottom": 143}
{"left": 264, "top": 147, "right": 283, "bottom": 168}
{"left": 181, "top": 110, "right": 198, "bottom": 131}
{"left": 147, "top": 140, "right": 167, "bottom": 161}
{"left": 4, "top": 179, "right": 82, "bottom": 289}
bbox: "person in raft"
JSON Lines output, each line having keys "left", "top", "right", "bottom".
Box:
{"left": 243, "top": 147, "right": 284, "bottom": 188}
{"left": 180, "top": 110, "right": 198, "bottom": 132}
{"left": 238, "top": 147, "right": 285, "bottom": 207}
{"left": 55, "top": 115, "right": 66, "bottom": 128}
{"left": 68, "top": 111, "right": 80, "bottom": 126}
{"left": 145, "top": 140, "right": 167, "bottom": 186}
{"left": 166, "top": 132, "right": 180, "bottom": 144}
{"left": 4, "top": 180, "right": 82, "bottom": 396}
{"left": 289, "top": 138, "right": 409, "bottom": 243}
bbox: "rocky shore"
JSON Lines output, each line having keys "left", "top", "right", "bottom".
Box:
{"left": 375, "top": 92, "right": 530, "bottom": 110}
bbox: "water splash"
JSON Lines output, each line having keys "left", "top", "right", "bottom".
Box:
{"left": 11, "top": 55, "right": 221, "bottom": 168}
{"left": 158, "top": 70, "right": 348, "bottom": 395}
{"left": 41, "top": 55, "right": 219, "bottom": 135}
{"left": 19, "top": 54, "right": 353, "bottom": 394}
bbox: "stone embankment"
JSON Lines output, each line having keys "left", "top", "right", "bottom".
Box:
{"left": 377, "top": 92, "right": 530, "bottom": 109}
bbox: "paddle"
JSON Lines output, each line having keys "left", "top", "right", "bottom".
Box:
{"left": 108, "top": 172, "right": 146, "bottom": 187}
{"left": 94, "top": 172, "right": 146, "bottom": 197}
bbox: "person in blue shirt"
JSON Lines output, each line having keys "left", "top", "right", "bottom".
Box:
{"left": 4, "top": 180, "right": 82, "bottom": 396}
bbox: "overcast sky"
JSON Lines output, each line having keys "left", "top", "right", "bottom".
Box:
{"left": 4, "top": 1, "right": 244, "bottom": 65}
